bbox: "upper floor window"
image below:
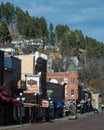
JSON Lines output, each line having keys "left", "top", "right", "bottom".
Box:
{"left": 71, "top": 89, "right": 75, "bottom": 96}
{"left": 70, "top": 78, "right": 75, "bottom": 85}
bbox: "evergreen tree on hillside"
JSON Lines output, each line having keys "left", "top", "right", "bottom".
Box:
{"left": 39, "top": 16, "right": 48, "bottom": 42}
{"left": 49, "top": 23, "right": 55, "bottom": 45}
{"left": 0, "top": 2, "right": 16, "bottom": 30}
{"left": 55, "top": 24, "right": 70, "bottom": 44}
{"left": 85, "top": 36, "right": 104, "bottom": 58}
{"left": 0, "top": 22, "right": 11, "bottom": 43}
{"left": 16, "top": 7, "right": 26, "bottom": 34}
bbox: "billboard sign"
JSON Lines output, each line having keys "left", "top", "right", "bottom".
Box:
{"left": 25, "top": 75, "right": 40, "bottom": 93}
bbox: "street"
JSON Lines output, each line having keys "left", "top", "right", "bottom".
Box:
{"left": 8, "top": 111, "right": 104, "bottom": 130}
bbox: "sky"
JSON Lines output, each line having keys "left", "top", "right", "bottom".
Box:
{"left": 1, "top": 0, "right": 104, "bottom": 43}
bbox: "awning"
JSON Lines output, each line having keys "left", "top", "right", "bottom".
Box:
{"left": 53, "top": 101, "right": 63, "bottom": 108}
{"left": 0, "top": 90, "right": 11, "bottom": 102}
{"left": 9, "top": 98, "right": 21, "bottom": 106}
{"left": 0, "top": 90, "right": 20, "bottom": 105}
{"left": 0, "top": 94, "right": 10, "bottom": 102}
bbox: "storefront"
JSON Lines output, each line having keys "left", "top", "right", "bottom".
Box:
{"left": 0, "top": 90, "right": 21, "bottom": 125}
{"left": 23, "top": 103, "right": 42, "bottom": 123}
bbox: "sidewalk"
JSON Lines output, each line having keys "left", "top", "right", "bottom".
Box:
{"left": 0, "top": 112, "right": 94, "bottom": 130}
{"left": 0, "top": 123, "right": 31, "bottom": 130}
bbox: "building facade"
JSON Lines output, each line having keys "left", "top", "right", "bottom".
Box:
{"left": 0, "top": 50, "right": 4, "bottom": 88}
{"left": 15, "top": 51, "right": 47, "bottom": 81}
{"left": 15, "top": 54, "right": 35, "bottom": 81}
{"left": 14, "top": 52, "right": 47, "bottom": 123}
{"left": 0, "top": 53, "right": 21, "bottom": 125}
{"left": 4, "top": 56, "right": 21, "bottom": 95}
{"left": 47, "top": 71, "right": 78, "bottom": 101}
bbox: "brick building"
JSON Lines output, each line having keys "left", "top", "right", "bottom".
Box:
{"left": 47, "top": 71, "right": 78, "bottom": 101}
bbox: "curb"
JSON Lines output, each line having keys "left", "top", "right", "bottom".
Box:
{"left": 0, "top": 112, "right": 94, "bottom": 130}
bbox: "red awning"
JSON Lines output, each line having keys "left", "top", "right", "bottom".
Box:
{"left": 0, "top": 95, "right": 10, "bottom": 102}
{"left": 11, "top": 98, "right": 19, "bottom": 103}
{"left": 0, "top": 90, "right": 10, "bottom": 102}
{"left": 0, "top": 90, "right": 21, "bottom": 105}
{"left": 9, "top": 98, "right": 21, "bottom": 106}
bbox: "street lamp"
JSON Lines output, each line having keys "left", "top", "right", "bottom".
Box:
{"left": 47, "top": 90, "right": 53, "bottom": 121}
{"left": 17, "top": 92, "right": 25, "bottom": 125}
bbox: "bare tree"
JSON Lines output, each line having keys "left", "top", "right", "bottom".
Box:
{"left": 79, "top": 57, "right": 104, "bottom": 94}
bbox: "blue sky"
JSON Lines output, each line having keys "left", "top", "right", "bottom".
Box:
{"left": 1, "top": 0, "right": 104, "bottom": 43}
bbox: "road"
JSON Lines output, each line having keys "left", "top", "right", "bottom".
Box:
{"left": 6, "top": 111, "right": 104, "bottom": 130}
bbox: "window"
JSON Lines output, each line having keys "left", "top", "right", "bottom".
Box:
{"left": 70, "top": 78, "right": 75, "bottom": 84}
{"left": 60, "top": 78, "right": 63, "bottom": 82}
{"left": 71, "top": 89, "right": 75, "bottom": 96}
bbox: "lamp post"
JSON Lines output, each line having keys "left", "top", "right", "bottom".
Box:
{"left": 17, "top": 92, "right": 25, "bottom": 125}
{"left": 47, "top": 90, "right": 53, "bottom": 122}
{"left": 48, "top": 97, "right": 51, "bottom": 121}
